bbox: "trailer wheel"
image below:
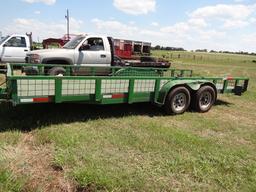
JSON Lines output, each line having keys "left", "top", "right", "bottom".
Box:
{"left": 194, "top": 85, "right": 216, "bottom": 113}
{"left": 164, "top": 86, "right": 191, "bottom": 115}
{"left": 48, "top": 67, "right": 66, "bottom": 76}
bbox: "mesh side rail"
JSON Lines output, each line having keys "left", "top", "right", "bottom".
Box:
{"left": 8, "top": 63, "right": 192, "bottom": 78}
{"left": 211, "top": 78, "right": 249, "bottom": 94}
{"left": 8, "top": 75, "right": 249, "bottom": 105}
{"left": 62, "top": 79, "right": 96, "bottom": 95}
{"left": 17, "top": 79, "right": 55, "bottom": 97}
{"left": 112, "top": 68, "right": 193, "bottom": 77}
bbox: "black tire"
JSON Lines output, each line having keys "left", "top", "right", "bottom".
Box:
{"left": 23, "top": 66, "right": 39, "bottom": 76}
{"left": 48, "top": 67, "right": 66, "bottom": 76}
{"left": 164, "top": 86, "right": 191, "bottom": 115}
{"left": 140, "top": 56, "right": 157, "bottom": 62}
{"left": 194, "top": 85, "right": 216, "bottom": 113}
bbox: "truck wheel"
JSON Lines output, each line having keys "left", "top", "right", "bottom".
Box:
{"left": 194, "top": 85, "right": 216, "bottom": 113}
{"left": 164, "top": 86, "right": 191, "bottom": 115}
{"left": 48, "top": 67, "right": 66, "bottom": 76}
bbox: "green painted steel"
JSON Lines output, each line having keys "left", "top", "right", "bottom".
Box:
{"left": 153, "top": 79, "right": 161, "bottom": 104}
{"left": 55, "top": 78, "right": 62, "bottom": 103}
{"left": 95, "top": 79, "right": 102, "bottom": 102}
{"left": 157, "top": 79, "right": 212, "bottom": 104}
{"left": 0, "top": 63, "right": 250, "bottom": 107}
{"left": 128, "top": 79, "right": 135, "bottom": 104}
{"left": 61, "top": 95, "right": 94, "bottom": 103}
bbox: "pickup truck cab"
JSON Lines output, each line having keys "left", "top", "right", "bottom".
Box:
{"left": 0, "top": 34, "right": 31, "bottom": 63}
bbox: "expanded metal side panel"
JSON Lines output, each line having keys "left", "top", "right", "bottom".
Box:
{"left": 134, "top": 80, "right": 155, "bottom": 93}
{"left": 226, "top": 80, "right": 236, "bottom": 89}
{"left": 213, "top": 79, "right": 239, "bottom": 91}
{"left": 61, "top": 79, "right": 157, "bottom": 95}
{"left": 17, "top": 79, "right": 55, "bottom": 97}
{"left": 101, "top": 80, "right": 129, "bottom": 94}
{"left": 214, "top": 79, "right": 224, "bottom": 90}
{"left": 62, "top": 80, "right": 95, "bottom": 95}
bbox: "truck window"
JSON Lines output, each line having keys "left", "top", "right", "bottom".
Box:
{"left": 85, "top": 38, "right": 104, "bottom": 51}
{"left": 5, "top": 36, "right": 27, "bottom": 47}
{"left": 63, "top": 35, "right": 85, "bottom": 49}
{"left": 0, "top": 36, "right": 10, "bottom": 45}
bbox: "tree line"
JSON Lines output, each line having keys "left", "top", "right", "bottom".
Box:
{"left": 152, "top": 45, "right": 185, "bottom": 51}
{"left": 152, "top": 45, "right": 256, "bottom": 56}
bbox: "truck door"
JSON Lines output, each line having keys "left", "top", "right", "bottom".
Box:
{"left": 1, "top": 36, "right": 28, "bottom": 63}
{"left": 75, "top": 37, "right": 111, "bottom": 66}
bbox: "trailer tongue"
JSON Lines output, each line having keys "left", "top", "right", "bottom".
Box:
{"left": 0, "top": 63, "right": 249, "bottom": 115}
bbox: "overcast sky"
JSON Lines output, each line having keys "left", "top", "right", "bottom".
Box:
{"left": 0, "top": 0, "right": 256, "bottom": 52}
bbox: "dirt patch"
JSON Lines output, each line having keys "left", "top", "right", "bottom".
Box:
{"left": 1, "top": 133, "right": 76, "bottom": 192}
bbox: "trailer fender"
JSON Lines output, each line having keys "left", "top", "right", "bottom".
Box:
{"left": 157, "top": 79, "right": 215, "bottom": 105}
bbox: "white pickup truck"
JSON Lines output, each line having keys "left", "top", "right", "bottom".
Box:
{"left": 26, "top": 34, "right": 169, "bottom": 75}
{"left": 0, "top": 34, "right": 32, "bottom": 63}
{"left": 27, "top": 35, "right": 113, "bottom": 65}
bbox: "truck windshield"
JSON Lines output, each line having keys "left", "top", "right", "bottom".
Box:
{"left": 0, "top": 36, "right": 10, "bottom": 45}
{"left": 63, "top": 36, "right": 85, "bottom": 49}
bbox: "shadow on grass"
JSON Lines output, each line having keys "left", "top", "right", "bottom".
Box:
{"left": 0, "top": 99, "right": 232, "bottom": 132}
{"left": 0, "top": 103, "right": 164, "bottom": 132}
{"left": 214, "top": 99, "right": 233, "bottom": 107}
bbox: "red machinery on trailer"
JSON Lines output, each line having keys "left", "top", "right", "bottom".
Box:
{"left": 113, "top": 39, "right": 151, "bottom": 60}
{"left": 42, "top": 34, "right": 78, "bottom": 49}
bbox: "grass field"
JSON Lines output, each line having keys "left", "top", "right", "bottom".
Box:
{"left": 0, "top": 51, "right": 256, "bottom": 191}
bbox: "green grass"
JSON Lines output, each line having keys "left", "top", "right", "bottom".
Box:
{"left": 0, "top": 51, "right": 256, "bottom": 191}
{"left": 0, "top": 168, "right": 26, "bottom": 192}
{"left": 35, "top": 118, "right": 256, "bottom": 191}
{"left": 154, "top": 50, "right": 256, "bottom": 67}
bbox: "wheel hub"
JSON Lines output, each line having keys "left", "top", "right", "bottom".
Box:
{"left": 200, "top": 92, "right": 212, "bottom": 109}
{"left": 173, "top": 93, "right": 186, "bottom": 111}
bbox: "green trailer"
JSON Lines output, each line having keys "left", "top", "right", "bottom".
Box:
{"left": 0, "top": 63, "right": 249, "bottom": 115}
